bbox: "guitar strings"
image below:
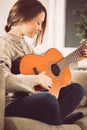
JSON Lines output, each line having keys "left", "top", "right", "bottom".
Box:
{"left": 55, "top": 42, "right": 86, "bottom": 71}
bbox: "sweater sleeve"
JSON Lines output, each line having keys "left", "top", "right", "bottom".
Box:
{"left": 0, "top": 38, "right": 38, "bottom": 94}
{"left": 5, "top": 72, "right": 37, "bottom": 93}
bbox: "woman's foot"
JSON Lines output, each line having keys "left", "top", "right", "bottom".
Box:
{"left": 63, "top": 112, "right": 83, "bottom": 124}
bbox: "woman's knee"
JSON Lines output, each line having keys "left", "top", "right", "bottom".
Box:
{"left": 71, "top": 83, "right": 85, "bottom": 97}
{"left": 41, "top": 93, "right": 57, "bottom": 104}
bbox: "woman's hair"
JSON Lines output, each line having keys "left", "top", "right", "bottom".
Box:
{"left": 5, "top": 0, "right": 47, "bottom": 44}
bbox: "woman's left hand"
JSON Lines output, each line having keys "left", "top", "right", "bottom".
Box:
{"left": 82, "top": 49, "right": 87, "bottom": 58}
{"left": 79, "top": 49, "right": 87, "bottom": 61}
{"left": 78, "top": 39, "right": 87, "bottom": 60}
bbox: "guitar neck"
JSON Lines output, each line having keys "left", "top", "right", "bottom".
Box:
{"left": 57, "top": 42, "right": 86, "bottom": 71}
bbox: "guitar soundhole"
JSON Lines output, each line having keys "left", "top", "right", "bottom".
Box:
{"left": 51, "top": 64, "right": 60, "bottom": 76}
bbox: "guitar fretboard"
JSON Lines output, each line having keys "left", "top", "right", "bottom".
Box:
{"left": 57, "top": 42, "right": 87, "bottom": 71}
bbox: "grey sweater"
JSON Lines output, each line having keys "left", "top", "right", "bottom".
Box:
{"left": 0, "top": 33, "right": 39, "bottom": 98}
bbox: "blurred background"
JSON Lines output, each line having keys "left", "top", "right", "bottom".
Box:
{"left": 0, "top": 0, "right": 87, "bottom": 68}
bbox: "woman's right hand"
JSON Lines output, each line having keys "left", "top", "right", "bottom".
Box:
{"left": 36, "top": 71, "right": 53, "bottom": 90}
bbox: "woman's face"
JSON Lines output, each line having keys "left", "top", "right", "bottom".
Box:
{"left": 22, "top": 11, "right": 45, "bottom": 38}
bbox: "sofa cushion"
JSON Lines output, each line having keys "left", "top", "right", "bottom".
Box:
{"left": 5, "top": 117, "right": 81, "bottom": 130}
{"left": 78, "top": 96, "right": 87, "bottom": 107}
{"left": 73, "top": 107, "right": 87, "bottom": 117}
{"left": 75, "top": 116, "right": 87, "bottom": 130}
{"left": 71, "top": 70, "right": 87, "bottom": 95}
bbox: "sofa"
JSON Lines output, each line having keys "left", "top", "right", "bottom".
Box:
{"left": 0, "top": 67, "right": 87, "bottom": 130}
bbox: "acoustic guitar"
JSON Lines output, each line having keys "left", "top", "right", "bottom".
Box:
{"left": 11, "top": 40, "right": 87, "bottom": 98}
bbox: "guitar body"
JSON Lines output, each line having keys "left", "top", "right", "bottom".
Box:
{"left": 12, "top": 48, "right": 71, "bottom": 97}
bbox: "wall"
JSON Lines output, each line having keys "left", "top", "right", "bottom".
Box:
{"left": 0, "top": 0, "right": 17, "bottom": 35}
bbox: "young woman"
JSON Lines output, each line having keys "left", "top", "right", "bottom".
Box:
{"left": 0, "top": 0, "right": 86, "bottom": 125}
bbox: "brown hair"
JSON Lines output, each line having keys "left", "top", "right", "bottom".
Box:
{"left": 5, "top": 0, "right": 47, "bottom": 44}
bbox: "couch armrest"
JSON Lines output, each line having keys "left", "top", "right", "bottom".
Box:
{"left": 0, "top": 68, "right": 5, "bottom": 130}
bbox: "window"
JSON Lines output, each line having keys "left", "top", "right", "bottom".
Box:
{"left": 65, "top": 0, "right": 87, "bottom": 47}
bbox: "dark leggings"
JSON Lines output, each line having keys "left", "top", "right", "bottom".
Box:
{"left": 5, "top": 83, "right": 84, "bottom": 125}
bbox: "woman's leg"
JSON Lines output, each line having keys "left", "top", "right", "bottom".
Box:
{"left": 58, "top": 83, "right": 85, "bottom": 120}
{"left": 5, "top": 92, "right": 62, "bottom": 125}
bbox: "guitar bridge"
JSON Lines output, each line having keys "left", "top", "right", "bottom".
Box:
{"left": 33, "top": 67, "right": 39, "bottom": 75}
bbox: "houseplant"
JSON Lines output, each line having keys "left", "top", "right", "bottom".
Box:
{"left": 73, "top": 7, "right": 87, "bottom": 40}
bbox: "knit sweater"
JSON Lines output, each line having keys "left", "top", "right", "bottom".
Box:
{"left": 0, "top": 33, "right": 40, "bottom": 102}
